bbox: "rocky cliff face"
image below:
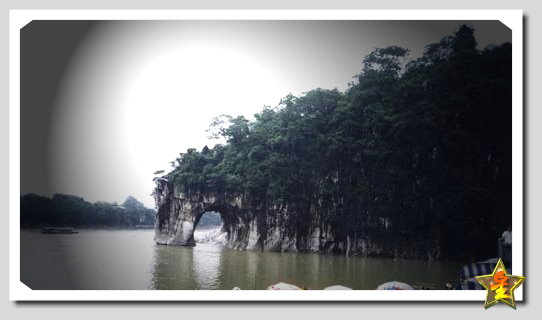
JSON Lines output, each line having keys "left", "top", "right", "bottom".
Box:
{"left": 153, "top": 178, "right": 437, "bottom": 259}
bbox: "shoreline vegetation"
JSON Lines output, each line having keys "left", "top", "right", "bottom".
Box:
{"left": 21, "top": 226, "right": 154, "bottom": 231}
{"left": 155, "top": 25, "right": 511, "bottom": 261}
{"left": 20, "top": 193, "right": 155, "bottom": 228}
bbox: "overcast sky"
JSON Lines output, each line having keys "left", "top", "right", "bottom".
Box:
{"left": 21, "top": 20, "right": 511, "bottom": 207}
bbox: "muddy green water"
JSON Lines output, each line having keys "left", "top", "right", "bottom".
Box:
{"left": 21, "top": 229, "right": 463, "bottom": 290}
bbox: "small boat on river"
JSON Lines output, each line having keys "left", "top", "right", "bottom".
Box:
{"left": 41, "top": 227, "right": 78, "bottom": 234}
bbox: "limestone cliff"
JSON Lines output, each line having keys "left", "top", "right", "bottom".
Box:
{"left": 152, "top": 178, "right": 438, "bottom": 259}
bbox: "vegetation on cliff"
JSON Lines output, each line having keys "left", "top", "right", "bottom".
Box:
{"left": 162, "top": 25, "right": 512, "bottom": 260}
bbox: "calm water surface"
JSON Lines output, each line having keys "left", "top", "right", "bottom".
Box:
{"left": 21, "top": 229, "right": 464, "bottom": 290}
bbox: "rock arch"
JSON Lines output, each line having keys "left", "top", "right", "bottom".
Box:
{"left": 155, "top": 199, "right": 232, "bottom": 246}
{"left": 153, "top": 179, "right": 241, "bottom": 246}
{"left": 153, "top": 178, "right": 380, "bottom": 255}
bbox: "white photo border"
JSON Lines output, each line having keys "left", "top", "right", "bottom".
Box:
{"left": 9, "top": 9, "right": 524, "bottom": 301}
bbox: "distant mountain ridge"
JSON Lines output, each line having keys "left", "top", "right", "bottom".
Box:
{"left": 21, "top": 193, "right": 155, "bottom": 228}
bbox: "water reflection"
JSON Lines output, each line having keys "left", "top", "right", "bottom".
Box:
{"left": 22, "top": 230, "right": 464, "bottom": 290}
{"left": 192, "top": 243, "right": 222, "bottom": 289}
{"left": 149, "top": 241, "right": 464, "bottom": 290}
{"left": 150, "top": 244, "right": 196, "bottom": 289}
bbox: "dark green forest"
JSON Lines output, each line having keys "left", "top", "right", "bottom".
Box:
{"left": 162, "top": 25, "right": 512, "bottom": 260}
{"left": 21, "top": 193, "right": 155, "bottom": 228}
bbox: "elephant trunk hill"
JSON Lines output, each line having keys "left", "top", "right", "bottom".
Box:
{"left": 153, "top": 26, "right": 512, "bottom": 261}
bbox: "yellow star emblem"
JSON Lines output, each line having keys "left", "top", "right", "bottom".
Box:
{"left": 476, "top": 258, "right": 525, "bottom": 309}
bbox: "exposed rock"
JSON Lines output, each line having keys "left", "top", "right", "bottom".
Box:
{"left": 153, "top": 178, "right": 434, "bottom": 258}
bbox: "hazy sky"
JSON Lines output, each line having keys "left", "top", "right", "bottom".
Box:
{"left": 21, "top": 20, "right": 511, "bottom": 207}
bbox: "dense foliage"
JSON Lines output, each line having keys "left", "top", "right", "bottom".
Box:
{"left": 164, "top": 25, "right": 511, "bottom": 260}
{"left": 21, "top": 194, "right": 155, "bottom": 228}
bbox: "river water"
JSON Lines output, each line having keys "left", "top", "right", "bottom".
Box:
{"left": 20, "top": 229, "right": 464, "bottom": 290}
